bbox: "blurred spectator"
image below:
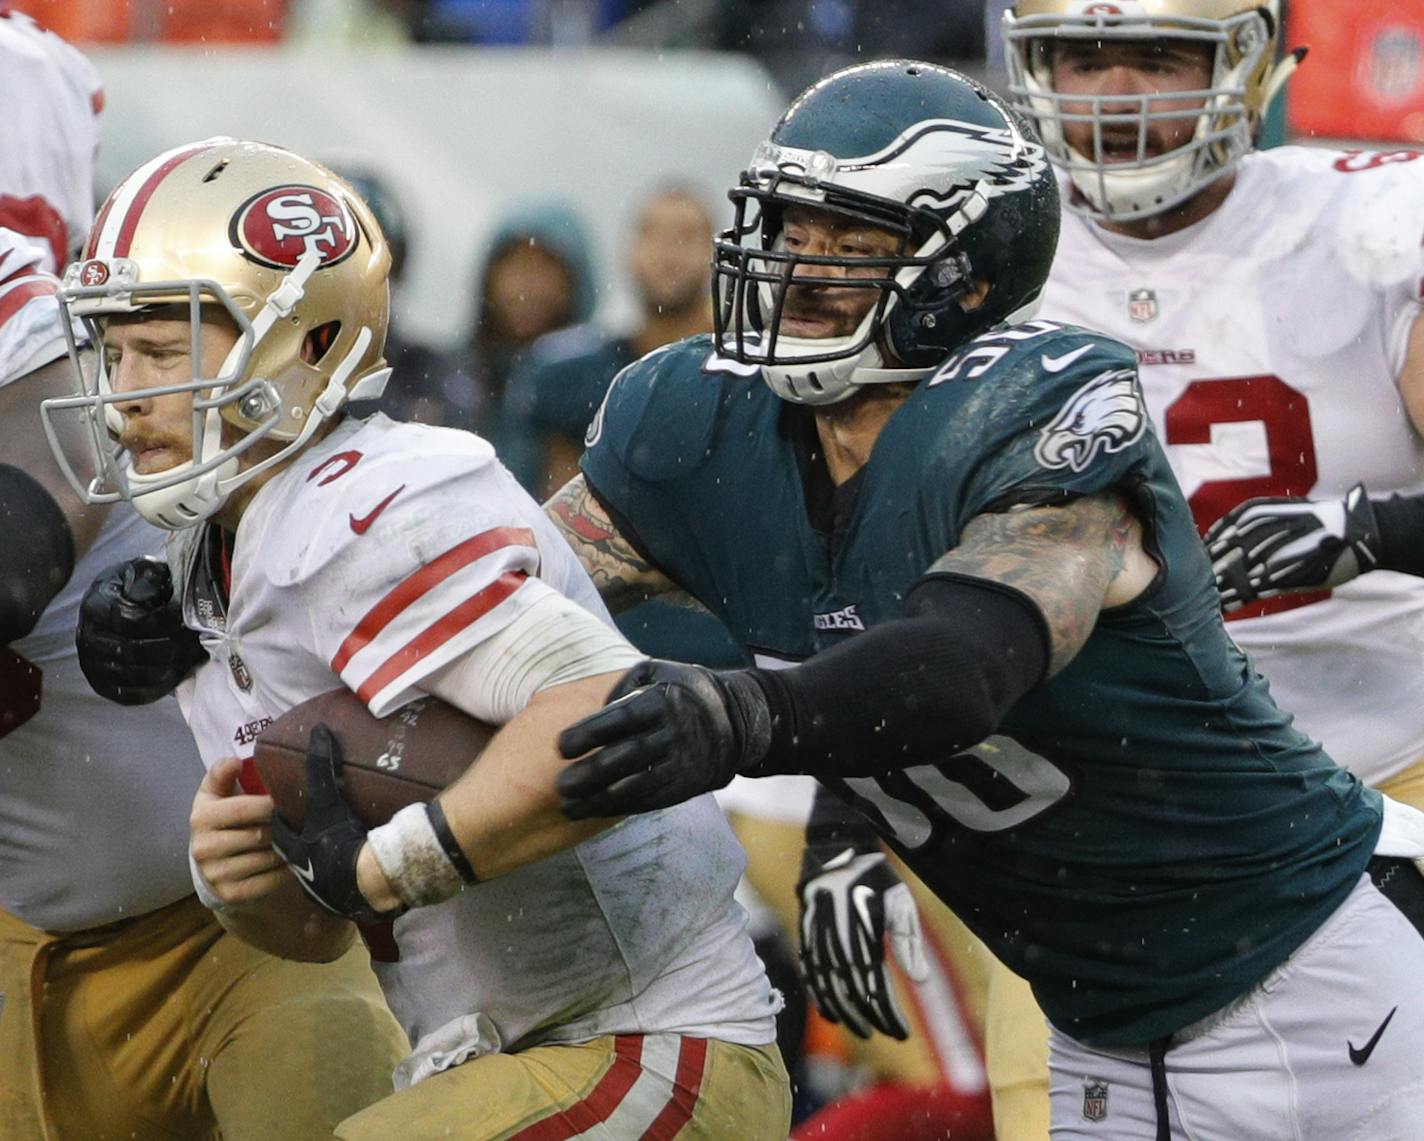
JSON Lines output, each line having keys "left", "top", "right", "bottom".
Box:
{"left": 506, "top": 184, "right": 713, "bottom": 497}
{"left": 19, "top": 0, "right": 289, "bottom": 42}
{"left": 430, "top": 201, "right": 596, "bottom": 478}
{"left": 333, "top": 163, "right": 450, "bottom": 424}
{"left": 508, "top": 185, "right": 744, "bottom": 667}
{"left": 714, "top": 0, "right": 988, "bottom": 94}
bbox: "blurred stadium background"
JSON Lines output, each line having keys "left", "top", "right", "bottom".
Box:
{"left": 20, "top": 0, "right": 1423, "bottom": 353}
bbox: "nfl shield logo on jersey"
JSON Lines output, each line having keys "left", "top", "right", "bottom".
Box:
{"left": 1082, "top": 1080, "right": 1109, "bottom": 1122}
{"left": 1128, "top": 288, "right": 1158, "bottom": 323}
{"left": 228, "top": 652, "right": 253, "bottom": 693}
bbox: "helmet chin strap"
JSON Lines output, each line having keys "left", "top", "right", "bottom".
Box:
{"left": 762, "top": 338, "right": 933, "bottom": 405}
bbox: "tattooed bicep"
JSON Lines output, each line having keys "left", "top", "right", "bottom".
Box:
{"left": 543, "top": 474, "right": 678, "bottom": 612}
{"left": 927, "top": 492, "right": 1146, "bottom": 675}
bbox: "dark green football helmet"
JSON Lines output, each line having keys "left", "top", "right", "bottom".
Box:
{"left": 712, "top": 60, "right": 1061, "bottom": 405}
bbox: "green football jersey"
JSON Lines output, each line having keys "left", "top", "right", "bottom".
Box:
{"left": 582, "top": 326, "right": 1384, "bottom": 1049}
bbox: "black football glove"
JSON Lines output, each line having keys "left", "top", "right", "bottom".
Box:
{"left": 798, "top": 840, "right": 927, "bottom": 1040}
{"left": 555, "top": 659, "right": 772, "bottom": 820}
{"left": 268, "top": 724, "right": 404, "bottom": 926}
{"left": 1205, "top": 483, "right": 1380, "bottom": 610}
{"left": 76, "top": 557, "right": 207, "bottom": 705}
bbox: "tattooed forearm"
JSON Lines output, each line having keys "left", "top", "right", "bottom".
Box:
{"left": 543, "top": 475, "right": 679, "bottom": 613}
{"left": 926, "top": 492, "right": 1145, "bottom": 676}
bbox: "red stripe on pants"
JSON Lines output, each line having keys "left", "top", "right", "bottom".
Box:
{"left": 505, "top": 1036, "right": 644, "bottom": 1141}
{"left": 639, "top": 1036, "right": 708, "bottom": 1141}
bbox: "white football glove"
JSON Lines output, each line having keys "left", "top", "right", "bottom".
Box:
{"left": 1205, "top": 483, "right": 1380, "bottom": 611}
{"left": 797, "top": 848, "right": 929, "bottom": 1040}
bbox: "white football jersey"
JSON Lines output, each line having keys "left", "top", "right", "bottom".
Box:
{"left": 0, "top": 11, "right": 101, "bottom": 272}
{"left": 0, "top": 228, "right": 69, "bottom": 380}
{"left": 1038, "top": 146, "right": 1424, "bottom": 786}
{"left": 174, "top": 415, "right": 778, "bottom": 1082}
{"left": 0, "top": 245, "right": 202, "bottom": 932}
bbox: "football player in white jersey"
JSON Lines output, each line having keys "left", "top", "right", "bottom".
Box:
{"left": 0, "top": 9, "right": 102, "bottom": 272}
{"left": 49, "top": 137, "right": 789, "bottom": 1140}
{"left": 0, "top": 18, "right": 408, "bottom": 1136}
{"left": 946, "top": 2, "right": 1424, "bottom": 1136}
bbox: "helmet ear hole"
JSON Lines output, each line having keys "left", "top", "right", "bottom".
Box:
{"left": 304, "top": 321, "right": 341, "bottom": 366}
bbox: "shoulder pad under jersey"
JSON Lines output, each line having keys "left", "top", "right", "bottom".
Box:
{"left": 584, "top": 334, "right": 752, "bottom": 484}
{"left": 922, "top": 320, "right": 1148, "bottom": 512}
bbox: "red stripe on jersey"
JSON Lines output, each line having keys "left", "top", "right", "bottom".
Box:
{"left": 352, "top": 571, "right": 527, "bottom": 704}
{"left": 0, "top": 278, "right": 57, "bottom": 329}
{"left": 639, "top": 1037, "right": 708, "bottom": 1141}
{"left": 330, "top": 525, "right": 536, "bottom": 675}
{"left": 112, "top": 143, "right": 216, "bottom": 257}
{"left": 506, "top": 1035, "right": 645, "bottom": 1141}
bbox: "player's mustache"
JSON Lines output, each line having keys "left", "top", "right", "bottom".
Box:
{"left": 119, "top": 429, "right": 188, "bottom": 455}
{"left": 780, "top": 288, "right": 862, "bottom": 321}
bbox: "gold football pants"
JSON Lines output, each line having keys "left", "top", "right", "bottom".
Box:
{"left": 334, "top": 1033, "right": 791, "bottom": 1140}
{"left": 0, "top": 894, "right": 408, "bottom": 1140}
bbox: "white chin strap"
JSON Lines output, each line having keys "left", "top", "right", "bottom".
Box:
{"left": 762, "top": 341, "right": 931, "bottom": 406}
{"left": 1067, "top": 148, "right": 1203, "bottom": 222}
{"left": 127, "top": 454, "right": 241, "bottom": 531}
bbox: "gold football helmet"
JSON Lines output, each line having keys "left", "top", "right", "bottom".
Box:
{"left": 1003, "top": 1, "right": 1301, "bottom": 221}
{"left": 41, "top": 137, "right": 391, "bottom": 528}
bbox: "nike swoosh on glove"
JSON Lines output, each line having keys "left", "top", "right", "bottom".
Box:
{"left": 269, "top": 723, "right": 405, "bottom": 926}
{"left": 798, "top": 848, "right": 929, "bottom": 1041}
{"left": 1205, "top": 483, "right": 1379, "bottom": 610}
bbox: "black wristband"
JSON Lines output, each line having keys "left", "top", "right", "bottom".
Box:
{"left": 1369, "top": 492, "right": 1424, "bottom": 578}
{"left": 426, "top": 799, "right": 479, "bottom": 884}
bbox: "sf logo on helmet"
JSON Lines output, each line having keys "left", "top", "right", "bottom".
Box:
{"left": 231, "top": 185, "right": 358, "bottom": 270}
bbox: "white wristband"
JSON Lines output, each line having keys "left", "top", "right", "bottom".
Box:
{"left": 367, "top": 803, "right": 466, "bottom": 909}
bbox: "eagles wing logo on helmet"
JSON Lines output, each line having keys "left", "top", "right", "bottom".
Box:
{"left": 779, "top": 118, "right": 1049, "bottom": 213}
{"left": 230, "top": 185, "right": 358, "bottom": 270}
{"left": 1034, "top": 369, "right": 1147, "bottom": 473}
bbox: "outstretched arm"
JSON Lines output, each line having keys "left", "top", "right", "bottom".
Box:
{"left": 556, "top": 490, "right": 1155, "bottom": 818}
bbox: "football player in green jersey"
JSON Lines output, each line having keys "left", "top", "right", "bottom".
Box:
{"left": 546, "top": 61, "right": 1424, "bottom": 1139}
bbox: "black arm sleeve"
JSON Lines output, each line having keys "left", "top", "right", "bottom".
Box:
{"left": 743, "top": 573, "right": 1051, "bottom": 779}
{"left": 0, "top": 463, "right": 75, "bottom": 644}
{"left": 1371, "top": 492, "right": 1424, "bottom": 577}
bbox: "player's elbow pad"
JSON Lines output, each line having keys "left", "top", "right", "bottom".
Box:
{"left": 0, "top": 464, "right": 76, "bottom": 644}
{"left": 746, "top": 574, "right": 1050, "bottom": 779}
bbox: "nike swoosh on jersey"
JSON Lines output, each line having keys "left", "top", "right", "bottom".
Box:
{"left": 1041, "top": 344, "right": 1094, "bottom": 373}
{"left": 349, "top": 485, "right": 406, "bottom": 535}
{"left": 1348, "top": 1006, "right": 1397, "bottom": 1065}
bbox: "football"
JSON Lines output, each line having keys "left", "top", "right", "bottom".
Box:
{"left": 248, "top": 688, "right": 497, "bottom": 831}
